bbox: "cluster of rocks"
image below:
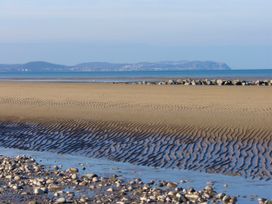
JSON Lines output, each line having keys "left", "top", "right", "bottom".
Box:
{"left": 123, "top": 79, "right": 272, "bottom": 86}
{"left": 0, "top": 155, "right": 271, "bottom": 204}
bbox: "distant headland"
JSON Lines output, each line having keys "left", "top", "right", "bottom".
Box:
{"left": 0, "top": 60, "right": 230, "bottom": 72}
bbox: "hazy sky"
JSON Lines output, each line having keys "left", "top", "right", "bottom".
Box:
{"left": 0, "top": 0, "right": 271, "bottom": 68}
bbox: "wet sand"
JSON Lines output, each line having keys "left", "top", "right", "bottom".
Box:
{"left": 0, "top": 82, "right": 272, "bottom": 180}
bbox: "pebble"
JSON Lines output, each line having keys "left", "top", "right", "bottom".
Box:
{"left": 33, "top": 188, "right": 44, "bottom": 195}
{"left": 55, "top": 197, "right": 66, "bottom": 204}
{"left": 71, "top": 173, "right": 77, "bottom": 180}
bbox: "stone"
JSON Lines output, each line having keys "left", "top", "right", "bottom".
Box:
{"left": 48, "top": 184, "right": 63, "bottom": 192}
{"left": 84, "top": 173, "right": 97, "bottom": 179}
{"left": 258, "top": 198, "right": 268, "bottom": 204}
{"left": 107, "top": 187, "right": 113, "bottom": 192}
{"left": 34, "top": 188, "right": 44, "bottom": 195}
{"left": 55, "top": 197, "right": 66, "bottom": 204}
{"left": 71, "top": 174, "right": 77, "bottom": 180}
{"left": 14, "top": 175, "right": 21, "bottom": 181}
{"left": 28, "top": 201, "right": 37, "bottom": 204}
{"left": 222, "top": 195, "right": 231, "bottom": 202}
{"left": 216, "top": 79, "right": 223, "bottom": 86}
{"left": 168, "top": 80, "right": 174, "bottom": 85}
{"left": 46, "top": 178, "right": 54, "bottom": 184}
{"left": 67, "top": 168, "right": 78, "bottom": 173}
{"left": 166, "top": 182, "right": 177, "bottom": 188}
{"left": 233, "top": 80, "right": 242, "bottom": 85}
{"left": 92, "top": 177, "right": 98, "bottom": 182}
{"left": 216, "top": 193, "right": 225, "bottom": 199}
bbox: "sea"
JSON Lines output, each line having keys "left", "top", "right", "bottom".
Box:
{"left": 0, "top": 69, "right": 272, "bottom": 82}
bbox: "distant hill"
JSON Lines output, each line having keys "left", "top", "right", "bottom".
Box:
{"left": 0, "top": 61, "right": 231, "bottom": 72}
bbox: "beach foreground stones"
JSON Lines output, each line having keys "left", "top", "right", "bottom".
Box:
{"left": 0, "top": 155, "right": 266, "bottom": 204}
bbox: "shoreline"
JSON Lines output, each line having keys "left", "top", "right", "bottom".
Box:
{"left": 0, "top": 147, "right": 271, "bottom": 203}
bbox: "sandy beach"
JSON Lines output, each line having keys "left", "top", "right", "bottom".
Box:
{"left": 0, "top": 82, "right": 272, "bottom": 127}
{"left": 0, "top": 82, "right": 272, "bottom": 180}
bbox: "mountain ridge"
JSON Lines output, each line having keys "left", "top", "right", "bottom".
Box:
{"left": 0, "top": 60, "right": 231, "bottom": 72}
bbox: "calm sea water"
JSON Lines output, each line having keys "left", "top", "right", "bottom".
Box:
{"left": 0, "top": 69, "right": 272, "bottom": 82}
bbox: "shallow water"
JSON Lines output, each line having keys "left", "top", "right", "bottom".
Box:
{"left": 0, "top": 147, "right": 271, "bottom": 204}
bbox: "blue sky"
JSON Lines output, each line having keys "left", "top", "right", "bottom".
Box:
{"left": 0, "top": 0, "right": 271, "bottom": 68}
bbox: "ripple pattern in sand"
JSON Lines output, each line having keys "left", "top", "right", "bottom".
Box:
{"left": 0, "top": 120, "right": 271, "bottom": 180}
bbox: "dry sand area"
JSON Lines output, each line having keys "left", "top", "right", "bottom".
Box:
{"left": 0, "top": 82, "right": 271, "bottom": 179}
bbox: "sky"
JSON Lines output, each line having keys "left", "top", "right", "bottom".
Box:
{"left": 0, "top": 0, "right": 271, "bottom": 69}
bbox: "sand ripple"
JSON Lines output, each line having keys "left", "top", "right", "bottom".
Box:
{"left": 0, "top": 120, "right": 271, "bottom": 180}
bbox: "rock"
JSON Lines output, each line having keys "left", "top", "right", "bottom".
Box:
{"left": 107, "top": 187, "right": 113, "bottom": 192}
{"left": 158, "top": 81, "right": 166, "bottom": 85}
{"left": 140, "top": 196, "right": 147, "bottom": 202}
{"left": 46, "top": 178, "right": 54, "bottom": 184}
{"left": 216, "top": 79, "right": 224, "bottom": 86}
{"left": 176, "top": 193, "right": 187, "bottom": 202}
{"left": 54, "top": 191, "right": 64, "bottom": 197}
{"left": 185, "top": 193, "right": 199, "bottom": 200}
{"left": 222, "top": 195, "right": 231, "bottom": 202}
{"left": 216, "top": 193, "right": 225, "bottom": 199}
{"left": 53, "top": 165, "right": 59, "bottom": 170}
{"left": 79, "top": 197, "right": 89, "bottom": 202}
{"left": 14, "top": 175, "right": 21, "bottom": 181}
{"left": 92, "top": 177, "right": 98, "bottom": 182}
{"left": 187, "top": 188, "right": 196, "bottom": 193}
{"left": 165, "top": 196, "right": 172, "bottom": 202}
{"left": 167, "top": 191, "right": 174, "bottom": 196}
{"left": 176, "top": 79, "right": 183, "bottom": 84}
{"left": 233, "top": 80, "right": 242, "bottom": 85}
{"left": 12, "top": 184, "right": 23, "bottom": 190}
{"left": 166, "top": 182, "right": 177, "bottom": 188}
{"left": 48, "top": 184, "right": 63, "bottom": 192}
{"left": 168, "top": 80, "right": 175, "bottom": 85}
{"left": 84, "top": 173, "right": 97, "bottom": 179}
{"left": 0, "top": 188, "right": 4, "bottom": 193}
{"left": 71, "top": 174, "right": 77, "bottom": 180}
{"left": 258, "top": 198, "right": 268, "bottom": 204}
{"left": 33, "top": 188, "right": 44, "bottom": 195}
{"left": 127, "top": 185, "right": 133, "bottom": 191}
{"left": 229, "top": 196, "right": 238, "bottom": 204}
{"left": 204, "top": 79, "right": 211, "bottom": 85}
{"left": 55, "top": 197, "right": 66, "bottom": 204}
{"left": 28, "top": 201, "right": 37, "bottom": 204}
{"left": 67, "top": 168, "right": 78, "bottom": 173}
